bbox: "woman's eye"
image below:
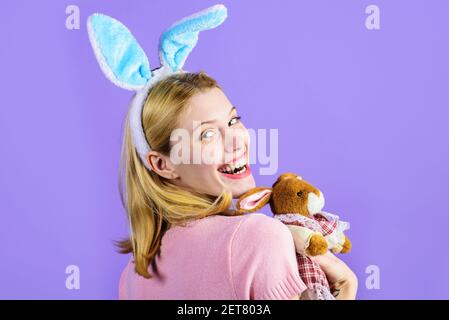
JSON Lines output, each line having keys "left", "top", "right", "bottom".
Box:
{"left": 201, "top": 130, "right": 216, "bottom": 141}
{"left": 228, "top": 116, "right": 241, "bottom": 126}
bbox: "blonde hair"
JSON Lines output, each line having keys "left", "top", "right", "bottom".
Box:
{"left": 116, "top": 71, "right": 240, "bottom": 278}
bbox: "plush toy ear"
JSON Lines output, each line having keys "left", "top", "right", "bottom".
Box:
{"left": 87, "top": 13, "right": 152, "bottom": 91}
{"left": 277, "top": 172, "right": 303, "bottom": 181}
{"left": 236, "top": 187, "right": 273, "bottom": 213}
{"left": 159, "top": 4, "right": 227, "bottom": 72}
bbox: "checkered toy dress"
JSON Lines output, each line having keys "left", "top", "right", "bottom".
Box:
{"left": 274, "top": 212, "right": 350, "bottom": 300}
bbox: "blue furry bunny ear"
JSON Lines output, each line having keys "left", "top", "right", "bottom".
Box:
{"left": 87, "top": 13, "right": 152, "bottom": 91}
{"left": 159, "top": 4, "right": 228, "bottom": 72}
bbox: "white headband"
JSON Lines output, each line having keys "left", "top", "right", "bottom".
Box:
{"left": 87, "top": 4, "right": 228, "bottom": 170}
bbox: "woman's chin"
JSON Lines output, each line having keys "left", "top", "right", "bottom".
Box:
{"left": 215, "top": 164, "right": 255, "bottom": 196}
{"left": 226, "top": 174, "right": 256, "bottom": 198}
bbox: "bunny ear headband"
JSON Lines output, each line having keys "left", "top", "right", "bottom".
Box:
{"left": 87, "top": 4, "right": 228, "bottom": 171}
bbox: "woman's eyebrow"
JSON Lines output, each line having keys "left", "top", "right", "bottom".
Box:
{"left": 193, "top": 106, "right": 236, "bottom": 131}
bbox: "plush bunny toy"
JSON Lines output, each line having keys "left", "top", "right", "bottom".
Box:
{"left": 236, "top": 173, "right": 352, "bottom": 300}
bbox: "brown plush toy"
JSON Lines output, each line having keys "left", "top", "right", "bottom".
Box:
{"left": 236, "top": 172, "right": 352, "bottom": 300}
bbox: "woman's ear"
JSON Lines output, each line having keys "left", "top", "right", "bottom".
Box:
{"left": 147, "top": 151, "right": 179, "bottom": 180}
{"left": 236, "top": 187, "right": 272, "bottom": 213}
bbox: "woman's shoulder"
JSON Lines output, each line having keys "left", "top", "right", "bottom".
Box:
{"left": 207, "top": 212, "right": 292, "bottom": 236}
{"left": 180, "top": 212, "right": 295, "bottom": 263}
{"left": 201, "top": 212, "right": 291, "bottom": 238}
{"left": 237, "top": 212, "right": 290, "bottom": 229}
{"left": 162, "top": 213, "right": 293, "bottom": 251}
{"left": 167, "top": 212, "right": 275, "bottom": 230}
{"left": 230, "top": 213, "right": 295, "bottom": 245}
{"left": 211, "top": 212, "right": 287, "bottom": 226}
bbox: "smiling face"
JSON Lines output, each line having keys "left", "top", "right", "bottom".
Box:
{"left": 167, "top": 87, "right": 256, "bottom": 198}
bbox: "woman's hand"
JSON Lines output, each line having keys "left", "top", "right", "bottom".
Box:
{"left": 310, "top": 251, "right": 358, "bottom": 300}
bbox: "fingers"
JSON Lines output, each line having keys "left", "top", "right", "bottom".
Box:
{"left": 310, "top": 251, "right": 346, "bottom": 284}
{"left": 310, "top": 251, "right": 337, "bottom": 266}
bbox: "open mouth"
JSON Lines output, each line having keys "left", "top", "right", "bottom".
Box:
{"left": 217, "top": 154, "right": 251, "bottom": 178}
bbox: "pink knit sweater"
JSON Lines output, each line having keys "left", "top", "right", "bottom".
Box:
{"left": 119, "top": 213, "right": 307, "bottom": 299}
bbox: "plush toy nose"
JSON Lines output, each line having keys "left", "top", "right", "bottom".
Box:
{"left": 307, "top": 191, "right": 325, "bottom": 215}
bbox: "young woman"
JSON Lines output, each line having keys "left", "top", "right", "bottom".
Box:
{"left": 116, "top": 71, "right": 358, "bottom": 300}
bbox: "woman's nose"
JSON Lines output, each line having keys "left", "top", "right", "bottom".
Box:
{"left": 223, "top": 128, "right": 246, "bottom": 153}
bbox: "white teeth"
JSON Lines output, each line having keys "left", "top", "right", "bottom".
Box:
{"left": 219, "top": 164, "right": 247, "bottom": 174}
{"left": 235, "top": 158, "right": 245, "bottom": 168}
{"left": 218, "top": 157, "right": 248, "bottom": 174}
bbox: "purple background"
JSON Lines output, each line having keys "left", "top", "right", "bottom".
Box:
{"left": 1, "top": 0, "right": 448, "bottom": 299}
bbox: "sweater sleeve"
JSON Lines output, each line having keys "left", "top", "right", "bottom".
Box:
{"left": 230, "top": 213, "right": 308, "bottom": 300}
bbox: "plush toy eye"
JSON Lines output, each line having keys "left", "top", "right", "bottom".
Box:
{"left": 296, "top": 191, "right": 303, "bottom": 197}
